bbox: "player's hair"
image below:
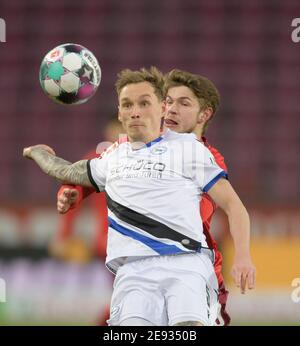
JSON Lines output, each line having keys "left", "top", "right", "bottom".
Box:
{"left": 164, "top": 69, "right": 220, "bottom": 134}
{"left": 116, "top": 66, "right": 165, "bottom": 101}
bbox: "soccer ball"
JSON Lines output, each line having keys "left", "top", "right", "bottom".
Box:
{"left": 39, "top": 43, "right": 101, "bottom": 105}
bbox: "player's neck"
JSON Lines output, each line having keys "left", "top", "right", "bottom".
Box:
{"left": 128, "top": 132, "right": 162, "bottom": 146}
{"left": 192, "top": 126, "right": 204, "bottom": 140}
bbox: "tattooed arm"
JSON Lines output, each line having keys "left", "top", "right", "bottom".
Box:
{"left": 23, "top": 144, "right": 93, "bottom": 187}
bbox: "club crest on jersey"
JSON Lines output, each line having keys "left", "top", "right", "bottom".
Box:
{"left": 150, "top": 146, "right": 167, "bottom": 155}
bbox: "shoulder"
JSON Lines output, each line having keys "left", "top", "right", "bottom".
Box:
{"left": 201, "top": 137, "right": 228, "bottom": 171}
{"left": 97, "top": 138, "right": 127, "bottom": 160}
{"left": 164, "top": 129, "right": 201, "bottom": 145}
{"left": 163, "top": 130, "right": 210, "bottom": 157}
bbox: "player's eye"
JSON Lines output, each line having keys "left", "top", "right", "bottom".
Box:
{"left": 122, "top": 103, "right": 132, "bottom": 109}
{"left": 166, "top": 98, "right": 173, "bottom": 105}
{"left": 140, "top": 100, "right": 150, "bottom": 107}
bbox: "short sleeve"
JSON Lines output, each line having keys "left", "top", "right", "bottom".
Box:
{"left": 186, "top": 141, "right": 228, "bottom": 193}
{"left": 87, "top": 156, "right": 108, "bottom": 192}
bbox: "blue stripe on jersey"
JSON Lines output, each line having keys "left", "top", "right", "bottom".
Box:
{"left": 145, "top": 136, "right": 163, "bottom": 147}
{"left": 108, "top": 216, "right": 185, "bottom": 255}
{"left": 203, "top": 171, "right": 228, "bottom": 193}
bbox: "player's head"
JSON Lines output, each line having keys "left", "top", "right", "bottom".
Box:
{"left": 116, "top": 67, "right": 165, "bottom": 144}
{"left": 164, "top": 69, "right": 220, "bottom": 136}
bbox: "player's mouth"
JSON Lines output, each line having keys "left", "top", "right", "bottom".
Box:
{"left": 129, "top": 122, "right": 145, "bottom": 128}
{"left": 164, "top": 118, "right": 179, "bottom": 127}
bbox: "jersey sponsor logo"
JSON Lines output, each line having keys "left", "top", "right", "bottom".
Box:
{"left": 110, "top": 160, "right": 166, "bottom": 180}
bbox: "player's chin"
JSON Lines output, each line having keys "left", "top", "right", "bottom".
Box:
{"left": 165, "top": 123, "right": 180, "bottom": 132}
{"left": 128, "top": 127, "right": 145, "bottom": 139}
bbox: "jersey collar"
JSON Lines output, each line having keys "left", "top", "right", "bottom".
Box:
{"left": 129, "top": 135, "right": 164, "bottom": 151}
{"left": 145, "top": 136, "right": 163, "bottom": 148}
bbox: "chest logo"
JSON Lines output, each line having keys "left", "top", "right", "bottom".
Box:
{"left": 150, "top": 146, "right": 167, "bottom": 155}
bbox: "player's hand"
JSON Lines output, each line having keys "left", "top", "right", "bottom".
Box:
{"left": 231, "top": 256, "right": 256, "bottom": 294}
{"left": 23, "top": 144, "right": 56, "bottom": 159}
{"left": 57, "top": 188, "right": 79, "bottom": 214}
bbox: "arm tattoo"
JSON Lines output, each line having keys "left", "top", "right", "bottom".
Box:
{"left": 30, "top": 148, "right": 92, "bottom": 186}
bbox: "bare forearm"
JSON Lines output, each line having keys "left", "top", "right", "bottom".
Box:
{"left": 207, "top": 179, "right": 251, "bottom": 257}
{"left": 30, "top": 148, "right": 92, "bottom": 186}
{"left": 30, "top": 148, "right": 71, "bottom": 175}
{"left": 207, "top": 179, "right": 255, "bottom": 291}
{"left": 226, "top": 203, "right": 251, "bottom": 257}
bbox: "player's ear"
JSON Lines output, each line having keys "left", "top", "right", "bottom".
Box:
{"left": 197, "top": 107, "right": 213, "bottom": 124}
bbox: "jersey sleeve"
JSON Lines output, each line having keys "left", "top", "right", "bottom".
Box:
{"left": 87, "top": 139, "right": 123, "bottom": 192}
{"left": 187, "top": 142, "right": 228, "bottom": 193}
{"left": 87, "top": 156, "right": 108, "bottom": 193}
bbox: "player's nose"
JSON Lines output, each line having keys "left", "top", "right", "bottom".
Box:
{"left": 167, "top": 102, "right": 178, "bottom": 115}
{"left": 130, "top": 106, "right": 141, "bottom": 118}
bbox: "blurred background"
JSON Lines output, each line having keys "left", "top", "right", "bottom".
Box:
{"left": 0, "top": 0, "right": 300, "bottom": 325}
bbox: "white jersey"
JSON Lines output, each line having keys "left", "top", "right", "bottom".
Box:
{"left": 88, "top": 130, "right": 227, "bottom": 273}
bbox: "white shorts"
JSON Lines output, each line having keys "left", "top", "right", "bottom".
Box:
{"left": 107, "top": 252, "right": 219, "bottom": 326}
